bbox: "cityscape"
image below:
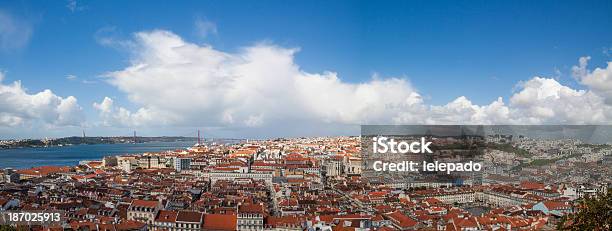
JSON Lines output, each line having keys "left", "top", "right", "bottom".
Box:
{"left": 1, "top": 1, "right": 611, "bottom": 230}
{"left": 0, "top": 128, "right": 609, "bottom": 230}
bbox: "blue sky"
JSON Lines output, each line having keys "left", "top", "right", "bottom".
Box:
{"left": 1, "top": 0, "right": 611, "bottom": 138}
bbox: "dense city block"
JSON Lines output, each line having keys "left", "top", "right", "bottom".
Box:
{"left": 1, "top": 136, "right": 610, "bottom": 230}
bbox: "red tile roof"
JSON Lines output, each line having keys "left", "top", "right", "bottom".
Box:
{"left": 116, "top": 220, "right": 146, "bottom": 230}
{"left": 16, "top": 166, "right": 71, "bottom": 177}
{"left": 266, "top": 216, "right": 305, "bottom": 227}
{"left": 203, "top": 214, "right": 237, "bottom": 231}
{"left": 543, "top": 201, "right": 571, "bottom": 210}
{"left": 130, "top": 199, "right": 159, "bottom": 208}
{"left": 239, "top": 204, "right": 265, "bottom": 214}
{"left": 386, "top": 211, "right": 418, "bottom": 229}
{"left": 155, "top": 210, "right": 178, "bottom": 223}
{"left": 520, "top": 181, "right": 545, "bottom": 190}
{"left": 176, "top": 211, "right": 204, "bottom": 223}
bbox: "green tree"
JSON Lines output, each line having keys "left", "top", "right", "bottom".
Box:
{"left": 0, "top": 225, "right": 17, "bottom": 231}
{"left": 557, "top": 189, "right": 611, "bottom": 230}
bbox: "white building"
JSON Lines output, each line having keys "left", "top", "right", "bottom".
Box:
{"left": 174, "top": 158, "right": 192, "bottom": 172}
{"left": 237, "top": 204, "right": 265, "bottom": 231}
{"left": 127, "top": 199, "right": 162, "bottom": 225}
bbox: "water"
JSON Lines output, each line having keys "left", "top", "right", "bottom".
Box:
{"left": 0, "top": 141, "right": 195, "bottom": 169}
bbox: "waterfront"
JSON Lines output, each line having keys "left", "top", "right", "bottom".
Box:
{"left": 0, "top": 141, "right": 195, "bottom": 169}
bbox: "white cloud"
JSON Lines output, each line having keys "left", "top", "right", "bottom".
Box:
{"left": 97, "top": 30, "right": 421, "bottom": 129}
{"left": 66, "top": 0, "right": 86, "bottom": 12}
{"left": 94, "top": 26, "right": 134, "bottom": 50}
{"left": 571, "top": 56, "right": 590, "bottom": 80}
{"left": 92, "top": 97, "right": 113, "bottom": 114}
{"left": 66, "top": 0, "right": 77, "bottom": 12}
{"left": 509, "top": 77, "right": 610, "bottom": 124}
{"left": 0, "top": 72, "right": 84, "bottom": 127}
{"left": 397, "top": 76, "right": 612, "bottom": 125}
{"left": 0, "top": 10, "right": 33, "bottom": 51}
{"left": 93, "top": 97, "right": 157, "bottom": 127}
{"left": 571, "top": 56, "right": 612, "bottom": 104}
{"left": 194, "top": 18, "right": 217, "bottom": 38}
{"left": 65, "top": 74, "right": 98, "bottom": 85}
{"left": 81, "top": 79, "right": 97, "bottom": 84}
{"left": 244, "top": 114, "right": 264, "bottom": 127}
{"left": 603, "top": 47, "right": 612, "bottom": 57}
{"left": 95, "top": 30, "right": 612, "bottom": 134}
{"left": 424, "top": 96, "right": 510, "bottom": 125}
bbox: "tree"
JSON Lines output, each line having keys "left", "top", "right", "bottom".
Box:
{"left": 557, "top": 189, "right": 611, "bottom": 230}
{"left": 0, "top": 225, "right": 17, "bottom": 231}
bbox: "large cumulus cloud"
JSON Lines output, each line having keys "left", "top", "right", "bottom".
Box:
{"left": 0, "top": 72, "right": 84, "bottom": 128}
{"left": 95, "top": 30, "right": 612, "bottom": 133}
{"left": 98, "top": 30, "right": 421, "bottom": 128}
{"left": 572, "top": 56, "right": 612, "bottom": 104}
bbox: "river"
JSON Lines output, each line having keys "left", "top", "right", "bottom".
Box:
{"left": 0, "top": 141, "right": 195, "bottom": 169}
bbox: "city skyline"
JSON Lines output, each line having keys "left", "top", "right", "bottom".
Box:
{"left": 0, "top": 2, "right": 610, "bottom": 230}
{"left": 1, "top": 129, "right": 609, "bottom": 230}
{"left": 1, "top": 0, "right": 612, "bottom": 139}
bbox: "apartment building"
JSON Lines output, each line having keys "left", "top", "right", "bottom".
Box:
{"left": 127, "top": 199, "right": 162, "bottom": 225}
